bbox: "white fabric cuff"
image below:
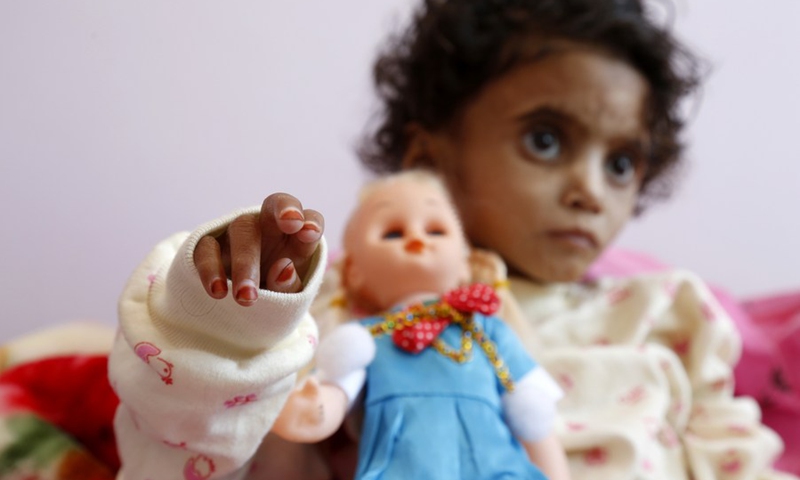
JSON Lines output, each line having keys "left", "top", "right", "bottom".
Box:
{"left": 325, "top": 369, "right": 367, "bottom": 410}
{"left": 315, "top": 323, "right": 375, "bottom": 405}
{"left": 502, "top": 367, "right": 564, "bottom": 442}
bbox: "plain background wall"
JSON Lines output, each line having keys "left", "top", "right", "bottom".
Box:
{"left": 1, "top": 0, "right": 798, "bottom": 342}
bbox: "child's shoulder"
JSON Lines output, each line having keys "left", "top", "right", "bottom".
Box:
{"left": 598, "top": 269, "right": 731, "bottom": 325}
{"left": 596, "top": 268, "right": 711, "bottom": 298}
{"left": 512, "top": 267, "right": 736, "bottom": 338}
{"left": 511, "top": 267, "right": 710, "bottom": 307}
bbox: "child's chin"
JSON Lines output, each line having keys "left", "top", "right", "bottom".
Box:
{"left": 514, "top": 258, "right": 592, "bottom": 284}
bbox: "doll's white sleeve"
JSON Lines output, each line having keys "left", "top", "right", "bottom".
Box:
{"left": 314, "top": 322, "right": 376, "bottom": 408}
{"left": 502, "top": 366, "right": 564, "bottom": 442}
{"left": 108, "top": 207, "right": 327, "bottom": 480}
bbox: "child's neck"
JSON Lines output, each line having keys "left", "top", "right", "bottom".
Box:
{"left": 507, "top": 266, "right": 589, "bottom": 287}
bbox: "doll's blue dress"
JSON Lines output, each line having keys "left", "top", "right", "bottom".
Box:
{"left": 356, "top": 311, "right": 548, "bottom": 480}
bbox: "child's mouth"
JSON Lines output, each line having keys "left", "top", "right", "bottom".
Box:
{"left": 546, "top": 229, "right": 598, "bottom": 250}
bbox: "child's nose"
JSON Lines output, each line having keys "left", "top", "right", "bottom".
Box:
{"left": 562, "top": 153, "right": 605, "bottom": 213}
{"left": 405, "top": 238, "right": 425, "bottom": 253}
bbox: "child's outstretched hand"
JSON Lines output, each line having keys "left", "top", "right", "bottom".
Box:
{"left": 193, "top": 193, "right": 324, "bottom": 305}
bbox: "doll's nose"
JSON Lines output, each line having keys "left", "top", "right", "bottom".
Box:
{"left": 405, "top": 238, "right": 425, "bottom": 253}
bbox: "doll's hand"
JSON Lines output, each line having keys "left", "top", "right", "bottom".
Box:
{"left": 271, "top": 376, "right": 348, "bottom": 443}
{"left": 469, "top": 247, "right": 508, "bottom": 286}
{"left": 193, "top": 193, "right": 324, "bottom": 305}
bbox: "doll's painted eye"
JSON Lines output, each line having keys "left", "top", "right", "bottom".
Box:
{"left": 382, "top": 229, "right": 403, "bottom": 239}
{"left": 523, "top": 127, "right": 561, "bottom": 161}
{"left": 605, "top": 152, "right": 638, "bottom": 186}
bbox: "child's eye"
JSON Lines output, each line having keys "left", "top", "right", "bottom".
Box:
{"left": 427, "top": 227, "right": 446, "bottom": 236}
{"left": 382, "top": 229, "right": 404, "bottom": 239}
{"left": 523, "top": 127, "right": 561, "bottom": 161}
{"left": 605, "top": 153, "right": 638, "bottom": 186}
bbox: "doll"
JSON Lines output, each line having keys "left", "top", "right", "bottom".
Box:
{"left": 277, "top": 170, "right": 569, "bottom": 480}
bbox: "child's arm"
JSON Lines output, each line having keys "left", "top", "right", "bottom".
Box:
{"left": 109, "top": 195, "right": 327, "bottom": 480}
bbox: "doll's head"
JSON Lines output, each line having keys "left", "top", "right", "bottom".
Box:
{"left": 359, "top": 0, "right": 703, "bottom": 283}
{"left": 341, "top": 170, "right": 471, "bottom": 314}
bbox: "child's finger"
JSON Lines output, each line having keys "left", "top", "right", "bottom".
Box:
{"left": 257, "top": 194, "right": 324, "bottom": 290}
{"left": 265, "top": 258, "right": 303, "bottom": 294}
{"left": 227, "top": 214, "right": 262, "bottom": 306}
{"left": 261, "top": 193, "right": 306, "bottom": 238}
{"left": 194, "top": 235, "right": 229, "bottom": 299}
{"left": 288, "top": 209, "right": 325, "bottom": 283}
{"left": 295, "top": 209, "right": 324, "bottom": 245}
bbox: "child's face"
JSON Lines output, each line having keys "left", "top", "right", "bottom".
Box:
{"left": 343, "top": 178, "right": 471, "bottom": 312}
{"left": 409, "top": 43, "right": 649, "bottom": 283}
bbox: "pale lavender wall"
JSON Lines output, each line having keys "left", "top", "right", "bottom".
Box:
{"left": 1, "top": 1, "right": 798, "bottom": 342}
{"left": 616, "top": 1, "right": 800, "bottom": 297}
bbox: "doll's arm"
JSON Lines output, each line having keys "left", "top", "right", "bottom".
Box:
{"left": 488, "top": 315, "right": 570, "bottom": 479}
{"left": 522, "top": 433, "right": 571, "bottom": 480}
{"left": 109, "top": 204, "right": 327, "bottom": 480}
{"left": 502, "top": 368, "right": 570, "bottom": 480}
{"left": 272, "top": 322, "right": 376, "bottom": 443}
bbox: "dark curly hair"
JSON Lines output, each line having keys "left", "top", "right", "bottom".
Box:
{"left": 359, "top": 0, "right": 705, "bottom": 211}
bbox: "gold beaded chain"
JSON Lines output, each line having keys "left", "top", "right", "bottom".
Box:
{"left": 367, "top": 301, "right": 515, "bottom": 392}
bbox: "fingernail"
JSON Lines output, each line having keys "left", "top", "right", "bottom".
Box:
{"left": 235, "top": 282, "right": 258, "bottom": 303}
{"left": 302, "top": 223, "right": 320, "bottom": 234}
{"left": 211, "top": 279, "right": 227, "bottom": 296}
{"left": 279, "top": 208, "right": 303, "bottom": 221}
{"left": 276, "top": 262, "right": 296, "bottom": 284}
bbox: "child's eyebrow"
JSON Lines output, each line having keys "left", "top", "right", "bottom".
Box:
{"left": 517, "top": 106, "right": 573, "bottom": 124}
{"left": 516, "top": 106, "right": 585, "bottom": 133}
{"left": 516, "top": 105, "right": 649, "bottom": 144}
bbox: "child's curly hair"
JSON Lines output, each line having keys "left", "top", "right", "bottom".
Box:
{"left": 359, "top": 0, "right": 704, "bottom": 212}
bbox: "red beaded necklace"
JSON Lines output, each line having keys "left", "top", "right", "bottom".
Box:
{"left": 366, "top": 284, "right": 515, "bottom": 392}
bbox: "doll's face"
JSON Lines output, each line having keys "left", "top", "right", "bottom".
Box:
{"left": 408, "top": 43, "right": 649, "bottom": 283}
{"left": 343, "top": 177, "right": 471, "bottom": 312}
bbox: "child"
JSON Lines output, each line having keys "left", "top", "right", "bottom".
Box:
{"left": 188, "top": 0, "right": 795, "bottom": 478}
{"left": 277, "top": 170, "right": 569, "bottom": 479}
{"left": 350, "top": 0, "right": 793, "bottom": 478}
